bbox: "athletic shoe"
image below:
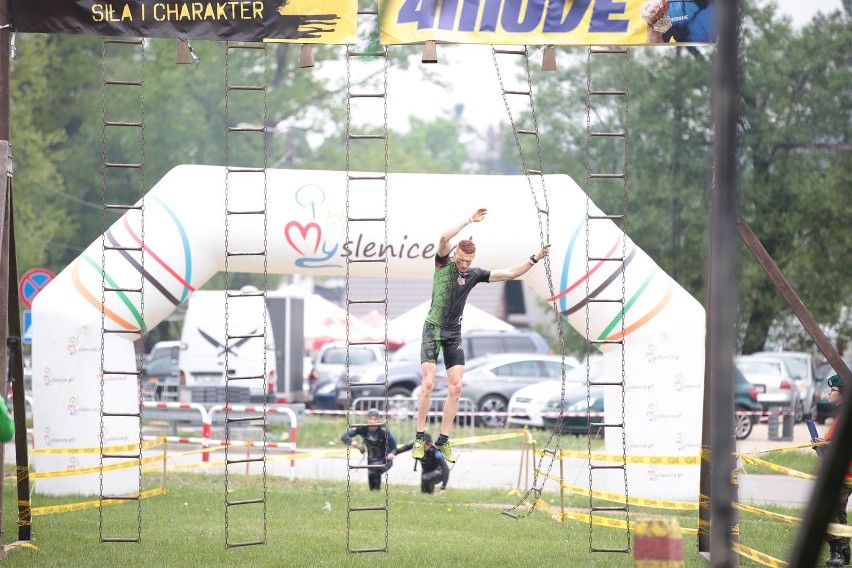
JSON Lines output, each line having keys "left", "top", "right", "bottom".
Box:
{"left": 412, "top": 437, "right": 425, "bottom": 460}
{"left": 435, "top": 440, "right": 456, "bottom": 463}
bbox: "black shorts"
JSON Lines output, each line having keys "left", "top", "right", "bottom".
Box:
{"left": 421, "top": 321, "right": 465, "bottom": 368}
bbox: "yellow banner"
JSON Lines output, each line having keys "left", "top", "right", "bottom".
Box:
{"left": 378, "top": 0, "right": 716, "bottom": 46}
{"left": 265, "top": 0, "right": 358, "bottom": 44}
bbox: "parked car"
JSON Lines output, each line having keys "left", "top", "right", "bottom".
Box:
{"left": 541, "top": 385, "right": 604, "bottom": 435}
{"left": 734, "top": 355, "right": 803, "bottom": 422}
{"left": 309, "top": 341, "right": 386, "bottom": 409}
{"left": 143, "top": 340, "right": 181, "bottom": 400}
{"left": 343, "top": 329, "right": 554, "bottom": 406}
{"left": 141, "top": 352, "right": 180, "bottom": 401}
{"left": 734, "top": 366, "right": 763, "bottom": 440}
{"left": 540, "top": 364, "right": 762, "bottom": 440}
{"left": 507, "top": 357, "right": 599, "bottom": 428}
{"left": 428, "top": 353, "right": 580, "bottom": 428}
{"left": 753, "top": 351, "right": 818, "bottom": 421}
{"left": 815, "top": 358, "right": 852, "bottom": 424}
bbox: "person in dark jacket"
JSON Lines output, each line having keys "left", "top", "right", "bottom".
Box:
{"left": 340, "top": 408, "right": 397, "bottom": 491}
{"left": 398, "top": 433, "right": 450, "bottom": 494}
{"left": 814, "top": 375, "right": 852, "bottom": 567}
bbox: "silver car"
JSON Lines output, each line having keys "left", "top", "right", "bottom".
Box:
{"left": 308, "top": 341, "right": 385, "bottom": 408}
{"left": 753, "top": 351, "right": 817, "bottom": 421}
{"left": 432, "top": 353, "right": 580, "bottom": 428}
{"left": 734, "top": 355, "right": 803, "bottom": 422}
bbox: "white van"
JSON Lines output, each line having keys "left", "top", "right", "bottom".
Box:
{"left": 179, "top": 289, "right": 277, "bottom": 403}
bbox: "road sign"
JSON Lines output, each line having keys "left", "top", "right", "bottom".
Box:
{"left": 22, "top": 310, "right": 32, "bottom": 344}
{"left": 19, "top": 268, "right": 55, "bottom": 308}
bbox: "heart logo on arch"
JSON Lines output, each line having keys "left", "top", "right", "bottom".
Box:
{"left": 285, "top": 221, "right": 322, "bottom": 256}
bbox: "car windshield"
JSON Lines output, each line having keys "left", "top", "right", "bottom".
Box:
{"left": 564, "top": 360, "right": 605, "bottom": 383}
{"left": 737, "top": 360, "right": 782, "bottom": 377}
{"left": 390, "top": 341, "right": 420, "bottom": 363}
{"left": 778, "top": 357, "right": 806, "bottom": 380}
{"left": 321, "top": 347, "right": 379, "bottom": 365}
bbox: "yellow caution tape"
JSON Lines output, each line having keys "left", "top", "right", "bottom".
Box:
{"left": 739, "top": 454, "right": 816, "bottom": 481}
{"left": 731, "top": 541, "right": 787, "bottom": 568}
{"left": 31, "top": 487, "right": 166, "bottom": 516}
{"left": 31, "top": 437, "right": 165, "bottom": 455}
{"left": 554, "top": 449, "right": 700, "bottom": 466}
{"left": 453, "top": 432, "right": 526, "bottom": 445}
{"left": 30, "top": 455, "right": 164, "bottom": 479}
{"left": 734, "top": 502, "right": 801, "bottom": 525}
{"left": 4, "top": 541, "right": 38, "bottom": 550}
{"left": 558, "top": 480, "right": 698, "bottom": 511}
{"left": 737, "top": 441, "right": 826, "bottom": 457}
{"left": 733, "top": 503, "right": 852, "bottom": 537}
{"left": 534, "top": 498, "right": 700, "bottom": 535}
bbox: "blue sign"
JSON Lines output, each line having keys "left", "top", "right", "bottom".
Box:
{"left": 23, "top": 310, "right": 32, "bottom": 344}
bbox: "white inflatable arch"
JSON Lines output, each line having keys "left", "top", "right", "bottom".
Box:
{"left": 32, "top": 166, "right": 705, "bottom": 497}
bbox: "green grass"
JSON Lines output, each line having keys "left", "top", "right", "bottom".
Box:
{"left": 4, "top": 416, "right": 825, "bottom": 566}
{"left": 1, "top": 467, "right": 826, "bottom": 567}
{"left": 739, "top": 447, "right": 821, "bottom": 477}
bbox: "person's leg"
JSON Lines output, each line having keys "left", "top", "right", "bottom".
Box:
{"left": 422, "top": 469, "right": 441, "bottom": 494}
{"left": 417, "top": 322, "right": 441, "bottom": 434}
{"left": 417, "top": 361, "right": 437, "bottom": 433}
{"left": 827, "top": 487, "right": 850, "bottom": 566}
{"left": 368, "top": 471, "right": 381, "bottom": 491}
{"left": 840, "top": 485, "right": 852, "bottom": 561}
{"left": 440, "top": 364, "right": 464, "bottom": 437}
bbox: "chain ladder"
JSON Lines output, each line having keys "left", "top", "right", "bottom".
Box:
{"left": 98, "top": 35, "right": 146, "bottom": 543}
{"left": 222, "top": 39, "right": 270, "bottom": 548}
{"left": 585, "top": 45, "right": 631, "bottom": 555}
{"left": 344, "top": 0, "right": 391, "bottom": 553}
{"left": 491, "top": 45, "right": 568, "bottom": 520}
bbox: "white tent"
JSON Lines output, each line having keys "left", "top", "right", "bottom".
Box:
{"left": 387, "top": 300, "right": 514, "bottom": 343}
{"left": 276, "top": 284, "right": 381, "bottom": 351}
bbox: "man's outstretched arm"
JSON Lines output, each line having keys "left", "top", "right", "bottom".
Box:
{"left": 437, "top": 208, "right": 487, "bottom": 256}
{"left": 489, "top": 244, "right": 551, "bottom": 282}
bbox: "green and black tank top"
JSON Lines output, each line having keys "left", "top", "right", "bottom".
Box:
{"left": 425, "top": 253, "right": 491, "bottom": 331}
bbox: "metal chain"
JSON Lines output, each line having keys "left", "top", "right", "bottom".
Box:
{"left": 223, "top": 40, "right": 232, "bottom": 544}
{"left": 343, "top": 42, "right": 353, "bottom": 552}
{"left": 380, "top": 43, "right": 390, "bottom": 548}
{"left": 621, "top": 48, "right": 632, "bottom": 549}
{"left": 493, "top": 46, "right": 567, "bottom": 519}
{"left": 584, "top": 46, "right": 593, "bottom": 555}
{"left": 260, "top": 41, "right": 270, "bottom": 544}
{"left": 98, "top": 36, "right": 108, "bottom": 540}
{"left": 135, "top": 36, "right": 146, "bottom": 541}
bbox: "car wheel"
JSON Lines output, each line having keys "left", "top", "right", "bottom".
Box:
{"left": 477, "top": 395, "right": 508, "bottom": 428}
{"left": 734, "top": 407, "right": 753, "bottom": 440}
{"left": 794, "top": 400, "right": 805, "bottom": 423}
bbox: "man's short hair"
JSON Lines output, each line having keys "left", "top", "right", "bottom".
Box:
{"left": 367, "top": 408, "right": 380, "bottom": 419}
{"left": 423, "top": 433, "right": 432, "bottom": 444}
{"left": 457, "top": 240, "right": 476, "bottom": 254}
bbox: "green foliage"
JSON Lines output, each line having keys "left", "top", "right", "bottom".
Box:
{"left": 8, "top": 1, "right": 852, "bottom": 352}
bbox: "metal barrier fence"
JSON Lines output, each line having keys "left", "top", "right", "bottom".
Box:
{"left": 351, "top": 397, "right": 476, "bottom": 447}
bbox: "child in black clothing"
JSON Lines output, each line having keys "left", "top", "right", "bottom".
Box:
{"left": 340, "top": 408, "right": 397, "bottom": 491}
{"left": 398, "top": 433, "right": 450, "bottom": 494}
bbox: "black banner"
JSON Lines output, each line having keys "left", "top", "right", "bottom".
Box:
{"left": 9, "top": 0, "right": 355, "bottom": 42}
